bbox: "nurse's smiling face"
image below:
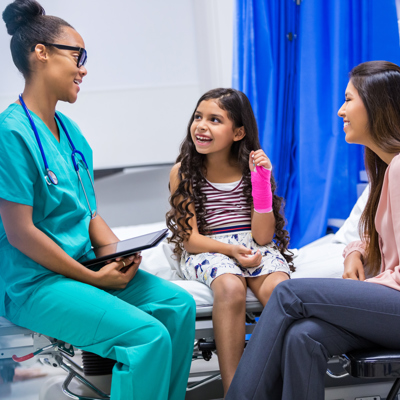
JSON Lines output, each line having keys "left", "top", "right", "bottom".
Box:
{"left": 337, "top": 80, "right": 372, "bottom": 146}
{"left": 36, "top": 27, "right": 87, "bottom": 104}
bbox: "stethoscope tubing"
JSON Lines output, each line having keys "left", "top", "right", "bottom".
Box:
{"left": 18, "top": 95, "right": 50, "bottom": 171}
{"left": 54, "top": 114, "right": 89, "bottom": 172}
{"left": 18, "top": 94, "right": 97, "bottom": 219}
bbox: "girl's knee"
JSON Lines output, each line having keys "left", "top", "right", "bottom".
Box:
{"left": 262, "top": 272, "right": 289, "bottom": 291}
{"left": 272, "top": 271, "right": 290, "bottom": 284}
{"left": 270, "top": 277, "right": 291, "bottom": 295}
{"left": 212, "top": 274, "right": 246, "bottom": 304}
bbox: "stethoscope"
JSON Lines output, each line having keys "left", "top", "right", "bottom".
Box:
{"left": 18, "top": 94, "right": 97, "bottom": 219}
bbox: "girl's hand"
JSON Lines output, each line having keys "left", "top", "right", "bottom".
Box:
{"left": 342, "top": 251, "right": 365, "bottom": 281}
{"left": 249, "top": 150, "right": 272, "bottom": 172}
{"left": 231, "top": 245, "right": 263, "bottom": 268}
{"left": 94, "top": 253, "right": 142, "bottom": 290}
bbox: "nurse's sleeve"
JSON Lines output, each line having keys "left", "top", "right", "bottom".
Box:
{"left": 0, "top": 129, "right": 38, "bottom": 206}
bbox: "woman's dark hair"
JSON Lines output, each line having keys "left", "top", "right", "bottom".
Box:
{"left": 166, "top": 88, "right": 294, "bottom": 270}
{"left": 350, "top": 61, "right": 400, "bottom": 275}
{"left": 2, "top": 0, "right": 73, "bottom": 78}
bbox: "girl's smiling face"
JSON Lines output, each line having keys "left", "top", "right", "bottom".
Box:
{"left": 191, "top": 100, "right": 244, "bottom": 156}
{"left": 337, "top": 80, "right": 371, "bottom": 146}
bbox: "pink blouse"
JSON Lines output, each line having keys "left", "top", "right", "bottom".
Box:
{"left": 343, "top": 153, "right": 400, "bottom": 290}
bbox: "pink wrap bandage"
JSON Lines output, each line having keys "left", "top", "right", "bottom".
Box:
{"left": 251, "top": 166, "right": 273, "bottom": 213}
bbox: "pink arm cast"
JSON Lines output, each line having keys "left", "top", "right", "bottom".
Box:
{"left": 251, "top": 166, "right": 273, "bottom": 213}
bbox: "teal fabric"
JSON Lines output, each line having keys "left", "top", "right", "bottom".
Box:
{"left": 7, "top": 270, "right": 196, "bottom": 400}
{"left": 0, "top": 104, "right": 95, "bottom": 313}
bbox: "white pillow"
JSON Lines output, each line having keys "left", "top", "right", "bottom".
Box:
{"left": 292, "top": 235, "right": 345, "bottom": 279}
{"left": 333, "top": 186, "right": 369, "bottom": 245}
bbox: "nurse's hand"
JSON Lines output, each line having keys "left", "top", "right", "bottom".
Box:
{"left": 95, "top": 253, "right": 142, "bottom": 290}
{"left": 343, "top": 251, "right": 365, "bottom": 281}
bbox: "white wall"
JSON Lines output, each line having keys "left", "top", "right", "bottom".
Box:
{"left": 0, "top": 0, "right": 234, "bottom": 170}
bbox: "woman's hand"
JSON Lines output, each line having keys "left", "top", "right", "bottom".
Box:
{"left": 231, "top": 245, "right": 263, "bottom": 268}
{"left": 94, "top": 253, "right": 142, "bottom": 290}
{"left": 343, "top": 251, "right": 365, "bottom": 281}
{"left": 249, "top": 150, "right": 272, "bottom": 172}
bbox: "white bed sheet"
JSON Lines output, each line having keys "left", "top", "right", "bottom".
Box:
{"left": 112, "top": 223, "right": 346, "bottom": 307}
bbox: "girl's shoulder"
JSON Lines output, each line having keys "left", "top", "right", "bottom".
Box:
{"left": 169, "top": 162, "right": 182, "bottom": 181}
{"left": 170, "top": 162, "right": 181, "bottom": 174}
{"left": 169, "top": 162, "right": 183, "bottom": 191}
{"left": 169, "top": 162, "right": 196, "bottom": 194}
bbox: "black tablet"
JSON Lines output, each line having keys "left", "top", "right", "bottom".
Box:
{"left": 81, "top": 228, "right": 169, "bottom": 268}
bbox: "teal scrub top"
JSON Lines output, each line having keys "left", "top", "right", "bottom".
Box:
{"left": 0, "top": 104, "right": 95, "bottom": 316}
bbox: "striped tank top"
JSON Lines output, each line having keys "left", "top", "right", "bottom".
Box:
{"left": 194, "top": 178, "right": 252, "bottom": 234}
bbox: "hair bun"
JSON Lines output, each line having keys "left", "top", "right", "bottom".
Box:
{"left": 2, "top": 0, "right": 45, "bottom": 36}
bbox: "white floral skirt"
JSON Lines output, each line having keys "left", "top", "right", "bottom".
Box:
{"left": 180, "top": 230, "right": 290, "bottom": 287}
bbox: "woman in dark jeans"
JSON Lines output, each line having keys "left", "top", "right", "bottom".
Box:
{"left": 226, "top": 60, "right": 400, "bottom": 400}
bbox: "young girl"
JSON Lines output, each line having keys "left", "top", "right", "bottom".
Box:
{"left": 166, "top": 88, "right": 294, "bottom": 394}
{"left": 226, "top": 61, "right": 400, "bottom": 400}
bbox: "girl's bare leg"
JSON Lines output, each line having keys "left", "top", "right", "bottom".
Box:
{"left": 247, "top": 271, "right": 289, "bottom": 307}
{"left": 210, "top": 274, "right": 247, "bottom": 395}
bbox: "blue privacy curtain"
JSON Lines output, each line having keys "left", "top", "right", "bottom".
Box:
{"left": 233, "top": 0, "right": 400, "bottom": 247}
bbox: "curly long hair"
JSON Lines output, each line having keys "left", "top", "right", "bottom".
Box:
{"left": 349, "top": 61, "right": 400, "bottom": 276}
{"left": 166, "top": 88, "right": 294, "bottom": 270}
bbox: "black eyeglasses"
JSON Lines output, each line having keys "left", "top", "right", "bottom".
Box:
{"left": 30, "top": 43, "right": 87, "bottom": 68}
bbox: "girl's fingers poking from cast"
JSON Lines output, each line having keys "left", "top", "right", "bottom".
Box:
{"left": 249, "top": 151, "right": 256, "bottom": 172}
{"left": 253, "top": 150, "right": 272, "bottom": 170}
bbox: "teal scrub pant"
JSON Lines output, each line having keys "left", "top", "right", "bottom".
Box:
{"left": 6, "top": 270, "right": 196, "bottom": 400}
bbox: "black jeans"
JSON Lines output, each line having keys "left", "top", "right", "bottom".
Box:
{"left": 226, "top": 278, "right": 400, "bottom": 400}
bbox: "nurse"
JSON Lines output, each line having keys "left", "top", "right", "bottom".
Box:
{"left": 0, "top": 1, "right": 195, "bottom": 399}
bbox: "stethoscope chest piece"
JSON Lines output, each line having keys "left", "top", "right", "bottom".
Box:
{"left": 45, "top": 170, "right": 58, "bottom": 186}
